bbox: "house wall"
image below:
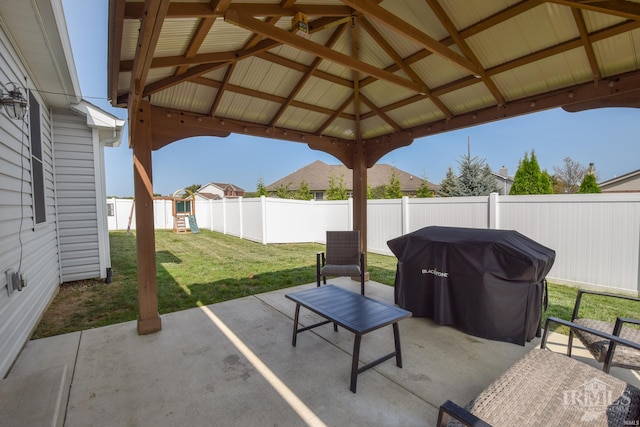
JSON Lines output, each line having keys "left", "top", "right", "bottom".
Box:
{"left": 601, "top": 174, "right": 640, "bottom": 193}
{"left": 0, "top": 26, "right": 61, "bottom": 377}
{"left": 52, "top": 110, "right": 106, "bottom": 281}
{"left": 199, "top": 183, "right": 224, "bottom": 198}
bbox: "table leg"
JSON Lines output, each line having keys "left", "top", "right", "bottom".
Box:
{"left": 350, "top": 334, "right": 362, "bottom": 393}
{"left": 393, "top": 323, "right": 402, "bottom": 368}
{"left": 292, "top": 303, "right": 301, "bottom": 347}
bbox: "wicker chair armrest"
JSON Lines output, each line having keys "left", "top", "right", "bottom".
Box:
{"left": 542, "top": 317, "right": 640, "bottom": 353}
{"left": 571, "top": 289, "right": 640, "bottom": 321}
{"left": 616, "top": 317, "right": 640, "bottom": 329}
{"left": 437, "top": 400, "right": 491, "bottom": 427}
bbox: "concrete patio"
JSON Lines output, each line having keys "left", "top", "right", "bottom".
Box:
{"left": 5, "top": 278, "right": 640, "bottom": 427}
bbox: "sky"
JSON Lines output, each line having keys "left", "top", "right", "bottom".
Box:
{"left": 61, "top": 0, "right": 639, "bottom": 197}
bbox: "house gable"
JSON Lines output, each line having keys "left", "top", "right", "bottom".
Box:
{"left": 600, "top": 169, "right": 640, "bottom": 193}
{"left": 197, "top": 182, "right": 245, "bottom": 198}
{"left": 265, "top": 160, "right": 438, "bottom": 198}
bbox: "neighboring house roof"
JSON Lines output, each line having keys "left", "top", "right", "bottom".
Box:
{"left": 599, "top": 169, "right": 640, "bottom": 193}
{"left": 195, "top": 192, "right": 222, "bottom": 200}
{"left": 266, "top": 160, "right": 438, "bottom": 193}
{"left": 195, "top": 182, "right": 245, "bottom": 200}
{"left": 216, "top": 182, "right": 245, "bottom": 193}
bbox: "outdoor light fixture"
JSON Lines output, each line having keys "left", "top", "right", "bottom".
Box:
{"left": 0, "top": 82, "right": 28, "bottom": 120}
{"left": 291, "top": 12, "right": 309, "bottom": 38}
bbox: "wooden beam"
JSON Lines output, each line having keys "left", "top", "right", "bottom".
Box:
{"left": 108, "top": 0, "right": 126, "bottom": 104}
{"left": 132, "top": 100, "right": 161, "bottom": 335}
{"left": 124, "top": 2, "right": 352, "bottom": 19}
{"left": 352, "top": 143, "right": 368, "bottom": 274}
{"left": 547, "top": 0, "right": 640, "bottom": 21}
{"left": 140, "top": 41, "right": 281, "bottom": 97}
{"left": 359, "top": 17, "right": 424, "bottom": 86}
{"left": 360, "top": 95, "right": 401, "bottom": 131}
{"left": 149, "top": 105, "right": 350, "bottom": 151}
{"left": 370, "top": 68, "right": 640, "bottom": 144}
{"left": 120, "top": 51, "right": 237, "bottom": 72}
{"left": 315, "top": 94, "right": 355, "bottom": 135}
{"left": 425, "top": 0, "right": 506, "bottom": 105}
{"left": 571, "top": 7, "right": 601, "bottom": 83}
{"left": 127, "top": 0, "right": 170, "bottom": 140}
{"left": 269, "top": 23, "right": 348, "bottom": 127}
{"left": 352, "top": 17, "right": 362, "bottom": 141}
{"left": 358, "top": 16, "right": 455, "bottom": 118}
{"left": 175, "top": 17, "right": 217, "bottom": 76}
{"left": 191, "top": 76, "right": 354, "bottom": 120}
{"left": 149, "top": 108, "right": 231, "bottom": 150}
{"left": 340, "top": 0, "right": 482, "bottom": 76}
{"left": 211, "top": 0, "right": 232, "bottom": 14}
{"left": 358, "top": 0, "right": 542, "bottom": 90}
{"left": 224, "top": 11, "right": 426, "bottom": 93}
{"left": 209, "top": 63, "right": 235, "bottom": 116}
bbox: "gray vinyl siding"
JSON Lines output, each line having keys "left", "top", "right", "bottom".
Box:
{"left": 52, "top": 111, "right": 103, "bottom": 282}
{"left": 0, "top": 24, "right": 61, "bottom": 378}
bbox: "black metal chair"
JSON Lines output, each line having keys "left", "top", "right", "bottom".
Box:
{"left": 316, "top": 231, "right": 365, "bottom": 295}
{"left": 568, "top": 289, "right": 640, "bottom": 373}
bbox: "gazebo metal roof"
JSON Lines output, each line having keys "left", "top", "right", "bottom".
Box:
{"left": 109, "top": 0, "right": 640, "bottom": 166}
{"left": 107, "top": 0, "right": 640, "bottom": 334}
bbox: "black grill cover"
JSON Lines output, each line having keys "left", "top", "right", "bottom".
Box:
{"left": 387, "top": 226, "right": 555, "bottom": 345}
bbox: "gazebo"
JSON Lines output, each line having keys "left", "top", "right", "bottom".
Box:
{"left": 107, "top": 0, "right": 640, "bottom": 334}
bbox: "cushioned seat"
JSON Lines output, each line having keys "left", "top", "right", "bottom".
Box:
{"left": 573, "top": 318, "right": 640, "bottom": 370}
{"left": 438, "top": 317, "right": 640, "bottom": 427}
{"left": 316, "top": 231, "right": 365, "bottom": 295}
{"left": 568, "top": 289, "right": 640, "bottom": 373}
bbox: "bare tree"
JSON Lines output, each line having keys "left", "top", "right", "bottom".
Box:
{"left": 552, "top": 157, "right": 587, "bottom": 194}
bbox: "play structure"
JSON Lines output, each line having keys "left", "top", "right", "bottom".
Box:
{"left": 171, "top": 189, "right": 199, "bottom": 234}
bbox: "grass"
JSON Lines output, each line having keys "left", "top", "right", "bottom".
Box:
{"left": 32, "top": 229, "right": 639, "bottom": 339}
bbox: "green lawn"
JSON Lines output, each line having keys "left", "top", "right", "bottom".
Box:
{"left": 32, "top": 229, "right": 638, "bottom": 339}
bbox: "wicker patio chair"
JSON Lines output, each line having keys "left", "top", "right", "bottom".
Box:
{"left": 438, "top": 317, "right": 640, "bottom": 426}
{"left": 317, "top": 231, "right": 365, "bottom": 295}
{"left": 568, "top": 289, "right": 640, "bottom": 373}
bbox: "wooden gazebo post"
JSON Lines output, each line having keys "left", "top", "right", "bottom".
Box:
{"left": 132, "top": 100, "right": 161, "bottom": 334}
{"left": 352, "top": 141, "right": 368, "bottom": 277}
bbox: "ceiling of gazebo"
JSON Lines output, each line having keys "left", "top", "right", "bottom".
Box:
{"left": 108, "top": 0, "right": 640, "bottom": 167}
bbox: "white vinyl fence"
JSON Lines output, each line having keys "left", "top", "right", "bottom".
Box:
{"left": 107, "top": 194, "right": 640, "bottom": 295}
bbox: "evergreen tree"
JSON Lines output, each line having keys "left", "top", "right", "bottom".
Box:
{"left": 510, "top": 152, "right": 534, "bottom": 194}
{"left": 384, "top": 170, "right": 404, "bottom": 199}
{"left": 439, "top": 166, "right": 458, "bottom": 197}
{"left": 275, "top": 183, "right": 293, "bottom": 199}
{"left": 369, "top": 185, "right": 386, "bottom": 199}
{"left": 578, "top": 163, "right": 602, "bottom": 193}
{"left": 416, "top": 178, "right": 434, "bottom": 198}
{"left": 510, "top": 150, "right": 552, "bottom": 195}
{"left": 326, "top": 173, "right": 348, "bottom": 200}
{"left": 256, "top": 178, "right": 268, "bottom": 197}
{"left": 454, "top": 152, "right": 499, "bottom": 196}
{"left": 540, "top": 170, "right": 553, "bottom": 194}
{"left": 295, "top": 180, "right": 313, "bottom": 200}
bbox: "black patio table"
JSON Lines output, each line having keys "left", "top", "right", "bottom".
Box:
{"left": 285, "top": 284, "right": 411, "bottom": 392}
